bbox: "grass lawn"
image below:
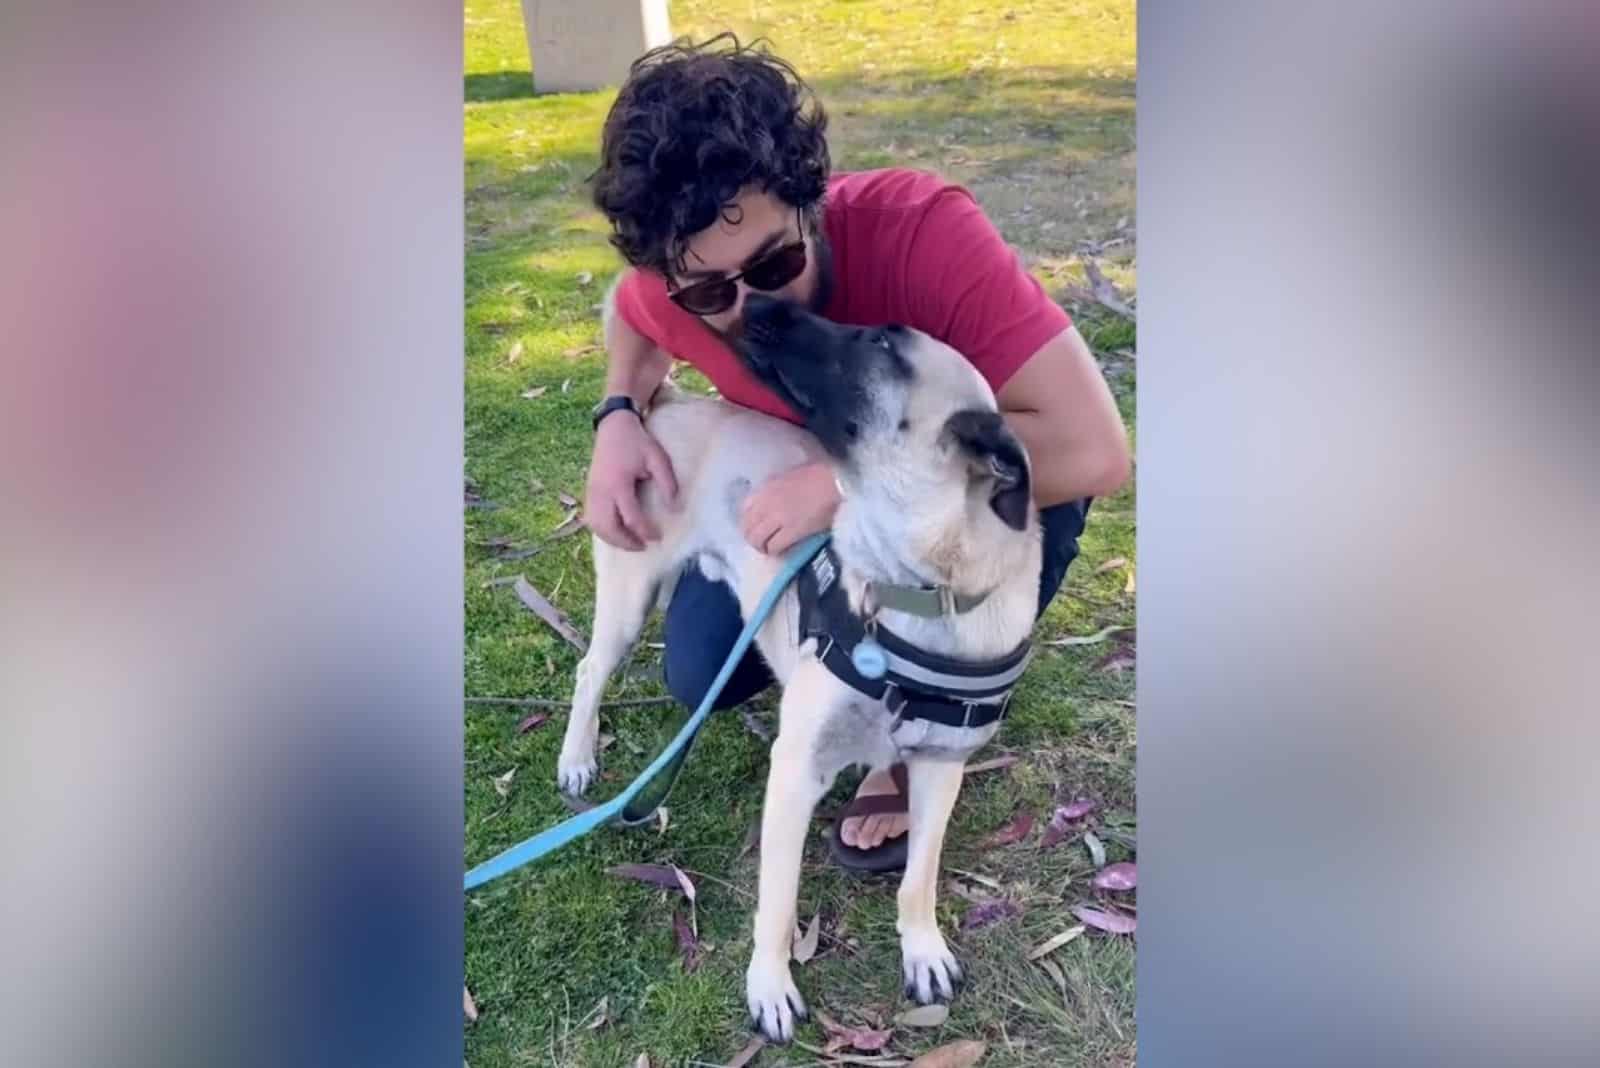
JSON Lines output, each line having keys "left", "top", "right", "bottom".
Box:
{"left": 463, "top": 2, "right": 1136, "bottom": 1065}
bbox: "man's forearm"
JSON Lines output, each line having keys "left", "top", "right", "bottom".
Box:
{"left": 605, "top": 342, "right": 672, "bottom": 410}
{"left": 1002, "top": 408, "right": 1130, "bottom": 507}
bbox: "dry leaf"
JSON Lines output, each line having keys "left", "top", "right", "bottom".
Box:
{"left": 513, "top": 577, "right": 588, "bottom": 652}
{"left": 558, "top": 491, "right": 579, "bottom": 509}
{"left": 894, "top": 1003, "right": 949, "bottom": 1027}
{"left": 577, "top": 271, "right": 594, "bottom": 287}
{"left": 982, "top": 809, "right": 1034, "bottom": 848}
{"left": 725, "top": 1036, "right": 766, "bottom": 1068}
{"left": 791, "top": 912, "right": 821, "bottom": 963}
{"left": 737, "top": 819, "right": 761, "bottom": 859}
{"left": 585, "top": 995, "right": 610, "bottom": 1030}
{"left": 1059, "top": 798, "right": 1098, "bottom": 820}
{"left": 633, "top": 1055, "right": 650, "bottom": 1068}
{"left": 1084, "top": 830, "right": 1107, "bottom": 869}
{"left": 673, "top": 907, "right": 701, "bottom": 973}
{"left": 1026, "top": 925, "right": 1086, "bottom": 960}
{"left": 492, "top": 767, "right": 516, "bottom": 797}
{"left": 964, "top": 754, "right": 1019, "bottom": 774}
{"left": 463, "top": 985, "right": 479, "bottom": 1023}
{"left": 515, "top": 713, "right": 549, "bottom": 733}
{"left": 1072, "top": 904, "right": 1137, "bottom": 935}
{"left": 793, "top": 1042, "right": 908, "bottom": 1067}
{"left": 1096, "top": 649, "right": 1136, "bottom": 673}
{"left": 548, "top": 513, "right": 586, "bottom": 541}
{"left": 606, "top": 863, "right": 688, "bottom": 892}
{"left": 1041, "top": 799, "right": 1095, "bottom": 849}
{"left": 1039, "top": 958, "right": 1069, "bottom": 996}
{"left": 961, "top": 898, "right": 1021, "bottom": 930}
{"left": 817, "top": 1011, "right": 894, "bottom": 1053}
{"left": 561, "top": 378, "right": 572, "bottom": 393}
{"left": 1092, "top": 556, "right": 1127, "bottom": 575}
{"left": 656, "top": 807, "right": 670, "bottom": 835}
{"left": 673, "top": 865, "right": 697, "bottom": 906}
{"left": 520, "top": 385, "right": 548, "bottom": 400}
{"left": 1044, "top": 624, "right": 1130, "bottom": 648}
{"left": 1124, "top": 568, "right": 1136, "bottom": 595}
{"left": 948, "top": 868, "right": 1004, "bottom": 892}
{"left": 506, "top": 340, "right": 524, "bottom": 364}
{"left": 907, "top": 1039, "right": 987, "bottom": 1068}
{"left": 562, "top": 344, "right": 601, "bottom": 359}
{"left": 597, "top": 732, "right": 615, "bottom": 752}
{"left": 1092, "top": 861, "right": 1137, "bottom": 891}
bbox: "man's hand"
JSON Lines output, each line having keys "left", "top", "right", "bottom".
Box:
{"left": 740, "top": 461, "right": 841, "bottom": 556}
{"left": 584, "top": 411, "right": 679, "bottom": 551}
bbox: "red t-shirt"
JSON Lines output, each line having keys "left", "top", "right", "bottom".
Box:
{"left": 613, "top": 168, "right": 1071, "bottom": 425}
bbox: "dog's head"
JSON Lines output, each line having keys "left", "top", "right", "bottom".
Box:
{"left": 734, "top": 295, "right": 1033, "bottom": 535}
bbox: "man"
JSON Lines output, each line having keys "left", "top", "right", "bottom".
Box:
{"left": 583, "top": 35, "right": 1129, "bottom": 870}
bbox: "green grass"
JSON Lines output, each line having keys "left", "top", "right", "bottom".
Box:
{"left": 464, "top": 1, "right": 1136, "bottom": 1065}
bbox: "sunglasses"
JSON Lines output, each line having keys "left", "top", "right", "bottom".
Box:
{"left": 668, "top": 213, "right": 809, "bottom": 316}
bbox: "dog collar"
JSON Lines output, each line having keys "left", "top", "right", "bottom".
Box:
{"left": 796, "top": 545, "right": 1030, "bottom": 733}
{"left": 865, "top": 580, "right": 991, "bottom": 618}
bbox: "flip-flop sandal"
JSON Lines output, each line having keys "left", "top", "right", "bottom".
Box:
{"left": 827, "top": 764, "right": 911, "bottom": 874}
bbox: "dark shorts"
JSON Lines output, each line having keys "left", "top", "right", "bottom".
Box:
{"left": 662, "top": 499, "right": 1091, "bottom": 710}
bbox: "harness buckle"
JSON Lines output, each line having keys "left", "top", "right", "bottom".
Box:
{"left": 961, "top": 700, "right": 977, "bottom": 729}
{"left": 939, "top": 586, "right": 957, "bottom": 616}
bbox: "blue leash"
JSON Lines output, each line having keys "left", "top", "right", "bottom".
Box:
{"left": 464, "top": 531, "right": 831, "bottom": 892}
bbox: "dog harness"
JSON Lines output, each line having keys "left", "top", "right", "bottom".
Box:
{"left": 795, "top": 544, "right": 1032, "bottom": 733}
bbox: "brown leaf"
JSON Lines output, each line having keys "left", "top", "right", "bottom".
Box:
{"left": 964, "top": 754, "right": 1019, "bottom": 775}
{"left": 673, "top": 907, "right": 701, "bottom": 973}
{"left": 673, "top": 865, "right": 698, "bottom": 908}
{"left": 1072, "top": 904, "right": 1137, "bottom": 935}
{"left": 894, "top": 1003, "right": 949, "bottom": 1027}
{"left": 725, "top": 1036, "right": 766, "bottom": 1068}
{"left": 1041, "top": 799, "right": 1096, "bottom": 849}
{"left": 981, "top": 809, "right": 1035, "bottom": 848}
{"left": 513, "top": 577, "right": 588, "bottom": 652}
{"left": 961, "top": 898, "right": 1021, "bottom": 930}
{"left": 520, "top": 385, "right": 548, "bottom": 400}
{"left": 491, "top": 767, "right": 516, "bottom": 797}
{"left": 1096, "top": 648, "right": 1136, "bottom": 673}
{"left": 1092, "top": 556, "right": 1128, "bottom": 575}
{"left": 655, "top": 807, "right": 670, "bottom": 835}
{"left": 606, "top": 863, "right": 687, "bottom": 892}
{"left": 562, "top": 344, "right": 601, "bottom": 359}
{"left": 1092, "top": 861, "right": 1137, "bottom": 891}
{"left": 463, "top": 985, "right": 479, "bottom": 1023}
{"left": 1124, "top": 568, "right": 1136, "bottom": 595}
{"left": 585, "top": 995, "right": 610, "bottom": 1030}
{"left": 515, "top": 713, "right": 549, "bottom": 734}
{"left": 737, "top": 819, "right": 761, "bottom": 859}
{"left": 505, "top": 340, "right": 524, "bottom": 364}
{"left": 1026, "top": 925, "right": 1086, "bottom": 960}
{"left": 791, "top": 912, "right": 821, "bottom": 963}
{"left": 1078, "top": 255, "right": 1135, "bottom": 320}
{"left": 547, "top": 512, "right": 586, "bottom": 541}
{"left": 558, "top": 491, "right": 579, "bottom": 509}
{"left": 907, "top": 1039, "right": 988, "bottom": 1068}
{"left": 817, "top": 1010, "right": 894, "bottom": 1053}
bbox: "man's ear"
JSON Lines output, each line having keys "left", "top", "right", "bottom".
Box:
{"left": 943, "top": 408, "right": 1032, "bottom": 531}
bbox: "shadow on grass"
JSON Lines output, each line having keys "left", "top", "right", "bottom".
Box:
{"left": 465, "top": 70, "right": 537, "bottom": 102}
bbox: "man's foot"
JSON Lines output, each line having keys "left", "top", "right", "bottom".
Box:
{"left": 839, "top": 766, "right": 910, "bottom": 850}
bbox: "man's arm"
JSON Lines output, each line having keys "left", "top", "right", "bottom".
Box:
{"left": 601, "top": 280, "right": 673, "bottom": 409}
{"left": 997, "top": 324, "right": 1130, "bottom": 506}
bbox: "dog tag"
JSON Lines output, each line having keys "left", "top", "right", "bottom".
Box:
{"left": 852, "top": 638, "right": 888, "bottom": 680}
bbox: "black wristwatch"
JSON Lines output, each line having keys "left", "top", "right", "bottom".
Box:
{"left": 590, "top": 394, "right": 640, "bottom": 432}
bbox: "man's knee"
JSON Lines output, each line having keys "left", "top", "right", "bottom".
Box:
{"left": 1036, "top": 498, "right": 1091, "bottom": 617}
{"left": 662, "top": 563, "right": 774, "bottom": 709}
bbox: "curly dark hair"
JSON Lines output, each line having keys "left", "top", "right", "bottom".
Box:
{"left": 589, "top": 34, "right": 831, "bottom": 276}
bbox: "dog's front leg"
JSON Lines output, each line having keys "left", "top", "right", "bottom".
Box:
{"left": 897, "top": 756, "right": 967, "bottom": 1004}
{"left": 746, "top": 687, "right": 836, "bottom": 1043}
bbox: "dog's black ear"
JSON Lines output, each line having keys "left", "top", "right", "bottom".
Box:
{"left": 943, "top": 408, "right": 1032, "bottom": 531}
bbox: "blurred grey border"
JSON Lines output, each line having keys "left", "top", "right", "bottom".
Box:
{"left": 2, "top": 2, "right": 1597, "bottom": 1066}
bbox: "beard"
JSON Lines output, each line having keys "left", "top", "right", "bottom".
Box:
{"left": 713, "top": 228, "right": 835, "bottom": 343}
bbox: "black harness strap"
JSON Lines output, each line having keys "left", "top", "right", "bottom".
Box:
{"left": 796, "top": 545, "right": 1030, "bottom": 731}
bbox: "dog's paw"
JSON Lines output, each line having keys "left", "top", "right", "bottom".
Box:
{"left": 746, "top": 957, "right": 807, "bottom": 1043}
{"left": 901, "top": 927, "right": 964, "bottom": 1005}
{"left": 555, "top": 750, "right": 597, "bottom": 797}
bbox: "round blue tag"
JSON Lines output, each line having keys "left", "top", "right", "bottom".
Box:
{"left": 851, "top": 639, "right": 889, "bottom": 680}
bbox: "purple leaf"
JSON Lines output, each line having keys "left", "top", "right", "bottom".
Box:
{"left": 1092, "top": 862, "right": 1137, "bottom": 891}
{"left": 1073, "top": 905, "right": 1136, "bottom": 935}
{"left": 672, "top": 908, "right": 701, "bottom": 973}
{"left": 1059, "top": 798, "right": 1098, "bottom": 821}
{"left": 961, "top": 898, "right": 1022, "bottom": 930}
{"left": 816, "top": 1011, "right": 893, "bottom": 1053}
{"left": 515, "top": 713, "right": 549, "bottom": 734}
{"left": 1040, "top": 798, "right": 1097, "bottom": 849}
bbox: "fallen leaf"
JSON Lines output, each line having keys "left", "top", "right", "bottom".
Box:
{"left": 547, "top": 512, "right": 586, "bottom": 541}
{"left": 964, "top": 754, "right": 1019, "bottom": 774}
{"left": 506, "top": 340, "right": 524, "bottom": 364}
{"left": 656, "top": 807, "right": 670, "bottom": 835}
{"left": 1096, "top": 648, "right": 1136, "bottom": 673}
{"left": 907, "top": 1039, "right": 987, "bottom": 1068}
{"left": 558, "top": 491, "right": 579, "bottom": 509}
{"left": 633, "top": 1054, "right": 649, "bottom": 1068}
{"left": 817, "top": 1011, "right": 894, "bottom": 1053}
{"left": 1072, "top": 904, "right": 1137, "bottom": 934}
{"left": 1059, "top": 798, "right": 1098, "bottom": 820}
{"left": 1039, "top": 957, "right": 1069, "bottom": 997}
{"left": 1084, "top": 830, "right": 1107, "bottom": 869}
{"left": 563, "top": 344, "right": 601, "bottom": 358}
{"left": 791, "top": 912, "right": 821, "bottom": 963}
{"left": 520, "top": 385, "right": 548, "bottom": 400}
{"left": 1092, "top": 556, "right": 1127, "bottom": 576}
{"left": 597, "top": 732, "right": 615, "bottom": 752}
{"left": 793, "top": 1042, "right": 907, "bottom": 1067}
{"left": 513, "top": 577, "right": 588, "bottom": 652}
{"left": 1026, "top": 925, "right": 1087, "bottom": 960}
{"left": 981, "top": 809, "right": 1035, "bottom": 848}
{"left": 1044, "top": 624, "right": 1130, "bottom": 648}
{"left": 1124, "top": 568, "right": 1136, "bottom": 595}
{"left": 561, "top": 378, "right": 572, "bottom": 393}
{"left": 606, "top": 863, "right": 689, "bottom": 892}
{"left": 516, "top": 713, "right": 549, "bottom": 733}
{"left": 947, "top": 868, "right": 1004, "bottom": 892}
{"left": 1041, "top": 800, "right": 1095, "bottom": 849}
{"left": 673, "top": 907, "right": 701, "bottom": 973}
{"left": 585, "top": 995, "right": 610, "bottom": 1029}
{"left": 894, "top": 1003, "right": 950, "bottom": 1027}
{"left": 464, "top": 985, "right": 479, "bottom": 1022}
{"left": 577, "top": 271, "right": 594, "bottom": 287}
{"left": 1092, "top": 861, "right": 1137, "bottom": 891}
{"left": 492, "top": 767, "right": 516, "bottom": 797}
{"left": 961, "top": 898, "right": 1021, "bottom": 930}
{"left": 737, "top": 819, "right": 761, "bottom": 859}
{"left": 673, "top": 865, "right": 697, "bottom": 907}
{"left": 725, "top": 1036, "right": 766, "bottom": 1068}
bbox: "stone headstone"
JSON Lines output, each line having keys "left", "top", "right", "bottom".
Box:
{"left": 521, "top": 0, "right": 673, "bottom": 95}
